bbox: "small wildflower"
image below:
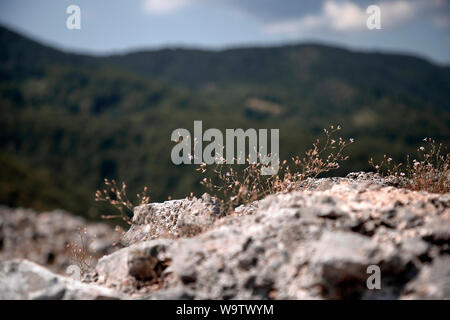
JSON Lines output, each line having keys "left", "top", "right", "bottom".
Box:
{"left": 199, "top": 126, "right": 351, "bottom": 212}
{"left": 369, "top": 139, "right": 449, "bottom": 193}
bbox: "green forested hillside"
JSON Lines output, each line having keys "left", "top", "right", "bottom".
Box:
{"left": 1, "top": 25, "right": 449, "bottom": 219}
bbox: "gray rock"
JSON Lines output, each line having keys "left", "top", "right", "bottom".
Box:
{"left": 311, "top": 231, "right": 378, "bottom": 277}
{"left": 141, "top": 287, "right": 195, "bottom": 300}
{"left": 0, "top": 260, "right": 125, "bottom": 300}
{"left": 396, "top": 209, "right": 422, "bottom": 229}
{"left": 0, "top": 206, "right": 120, "bottom": 275}
{"left": 3, "top": 173, "right": 449, "bottom": 300}
{"left": 122, "top": 193, "right": 223, "bottom": 245}
{"left": 96, "top": 239, "right": 173, "bottom": 290}
{"left": 400, "top": 238, "right": 429, "bottom": 259}
{"left": 423, "top": 218, "right": 450, "bottom": 244}
{"left": 309, "top": 231, "right": 378, "bottom": 298}
{"left": 402, "top": 257, "right": 450, "bottom": 299}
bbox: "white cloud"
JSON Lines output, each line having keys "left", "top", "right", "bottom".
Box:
{"left": 264, "top": 0, "right": 428, "bottom": 35}
{"left": 379, "top": 1, "right": 416, "bottom": 28}
{"left": 324, "top": 1, "right": 367, "bottom": 31}
{"left": 143, "top": 0, "right": 196, "bottom": 14}
{"left": 142, "top": 0, "right": 450, "bottom": 30}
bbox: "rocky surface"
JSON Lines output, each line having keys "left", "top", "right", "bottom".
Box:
{"left": 1, "top": 172, "right": 449, "bottom": 299}
{"left": 122, "top": 193, "right": 223, "bottom": 245}
{"left": 0, "top": 206, "right": 121, "bottom": 274}
{"left": 0, "top": 260, "right": 125, "bottom": 299}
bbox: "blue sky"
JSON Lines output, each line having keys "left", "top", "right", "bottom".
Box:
{"left": 0, "top": 0, "right": 449, "bottom": 64}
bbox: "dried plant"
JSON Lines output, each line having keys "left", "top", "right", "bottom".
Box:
{"left": 66, "top": 227, "right": 95, "bottom": 276}
{"left": 198, "top": 126, "right": 353, "bottom": 211}
{"left": 95, "top": 179, "right": 150, "bottom": 224}
{"left": 286, "top": 126, "right": 353, "bottom": 182}
{"left": 370, "top": 138, "right": 450, "bottom": 193}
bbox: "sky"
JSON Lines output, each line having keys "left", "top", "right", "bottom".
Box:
{"left": 0, "top": 0, "right": 449, "bottom": 64}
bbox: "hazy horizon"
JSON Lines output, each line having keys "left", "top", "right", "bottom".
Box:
{"left": 1, "top": 0, "right": 449, "bottom": 64}
{"left": 2, "top": 22, "right": 449, "bottom": 68}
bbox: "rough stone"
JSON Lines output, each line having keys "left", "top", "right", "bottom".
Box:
{"left": 122, "top": 193, "right": 223, "bottom": 245}
{"left": 401, "top": 257, "right": 450, "bottom": 299}
{"left": 0, "top": 260, "right": 126, "bottom": 300}
{"left": 2, "top": 173, "right": 449, "bottom": 300}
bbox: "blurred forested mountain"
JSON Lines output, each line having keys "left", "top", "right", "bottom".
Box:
{"left": 1, "top": 25, "right": 449, "bottom": 219}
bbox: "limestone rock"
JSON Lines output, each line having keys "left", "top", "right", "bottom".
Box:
{"left": 0, "top": 260, "right": 126, "bottom": 300}
{"left": 401, "top": 257, "right": 450, "bottom": 299}
{"left": 0, "top": 206, "right": 120, "bottom": 274}
{"left": 95, "top": 239, "right": 172, "bottom": 294}
{"left": 2, "top": 173, "right": 449, "bottom": 300}
{"left": 122, "top": 193, "right": 222, "bottom": 245}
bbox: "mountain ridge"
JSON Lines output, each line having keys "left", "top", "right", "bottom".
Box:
{"left": 2, "top": 24, "right": 446, "bottom": 67}
{"left": 1, "top": 24, "right": 449, "bottom": 219}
